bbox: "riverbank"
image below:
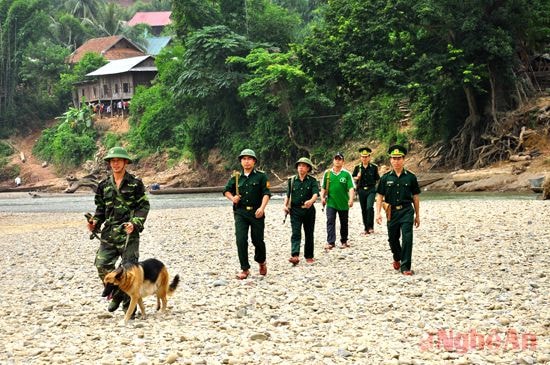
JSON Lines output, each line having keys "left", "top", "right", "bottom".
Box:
{"left": 0, "top": 199, "right": 549, "bottom": 364}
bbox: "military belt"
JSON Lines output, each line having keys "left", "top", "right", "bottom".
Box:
{"left": 392, "top": 203, "right": 411, "bottom": 211}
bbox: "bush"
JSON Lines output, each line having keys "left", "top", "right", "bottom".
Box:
{"left": 128, "top": 85, "right": 183, "bottom": 152}
{"left": 34, "top": 122, "right": 97, "bottom": 169}
{"left": 102, "top": 132, "right": 124, "bottom": 150}
{"left": 0, "top": 158, "right": 19, "bottom": 181}
{"left": 0, "top": 141, "right": 14, "bottom": 158}
{"left": 365, "top": 94, "right": 406, "bottom": 146}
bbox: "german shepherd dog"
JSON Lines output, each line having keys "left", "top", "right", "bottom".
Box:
{"left": 103, "top": 258, "right": 179, "bottom": 323}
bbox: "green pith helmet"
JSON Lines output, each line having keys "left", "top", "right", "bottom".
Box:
{"left": 103, "top": 146, "right": 132, "bottom": 163}
{"left": 295, "top": 157, "right": 315, "bottom": 171}
{"left": 238, "top": 148, "right": 257, "bottom": 160}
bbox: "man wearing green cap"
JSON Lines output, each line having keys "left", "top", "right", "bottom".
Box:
{"left": 352, "top": 147, "right": 380, "bottom": 235}
{"left": 223, "top": 149, "right": 271, "bottom": 279}
{"left": 283, "top": 157, "right": 319, "bottom": 265}
{"left": 375, "top": 145, "right": 420, "bottom": 275}
{"left": 87, "top": 146, "right": 150, "bottom": 314}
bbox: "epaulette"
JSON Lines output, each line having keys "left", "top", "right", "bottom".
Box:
{"left": 404, "top": 168, "right": 416, "bottom": 175}
{"left": 255, "top": 168, "right": 265, "bottom": 173}
{"left": 371, "top": 162, "right": 378, "bottom": 167}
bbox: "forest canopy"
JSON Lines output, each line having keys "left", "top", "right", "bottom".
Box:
{"left": 1, "top": 0, "right": 549, "bottom": 171}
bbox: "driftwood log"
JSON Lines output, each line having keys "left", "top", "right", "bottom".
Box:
{"left": 543, "top": 176, "right": 550, "bottom": 200}
{"left": 64, "top": 174, "right": 101, "bottom": 193}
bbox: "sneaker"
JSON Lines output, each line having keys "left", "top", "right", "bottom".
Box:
{"left": 107, "top": 299, "right": 122, "bottom": 312}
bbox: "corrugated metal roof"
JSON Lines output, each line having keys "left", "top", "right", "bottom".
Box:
{"left": 145, "top": 36, "right": 172, "bottom": 55}
{"left": 86, "top": 56, "right": 156, "bottom": 76}
{"left": 128, "top": 11, "right": 172, "bottom": 27}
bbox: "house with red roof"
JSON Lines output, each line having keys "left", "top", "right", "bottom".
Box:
{"left": 128, "top": 11, "right": 172, "bottom": 36}
{"left": 67, "top": 35, "right": 145, "bottom": 64}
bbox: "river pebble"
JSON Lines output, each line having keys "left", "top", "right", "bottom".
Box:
{"left": 0, "top": 198, "right": 548, "bottom": 363}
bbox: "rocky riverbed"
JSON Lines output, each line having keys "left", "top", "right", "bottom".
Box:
{"left": 0, "top": 198, "right": 549, "bottom": 364}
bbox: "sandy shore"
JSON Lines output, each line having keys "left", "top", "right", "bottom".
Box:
{"left": 0, "top": 198, "right": 549, "bottom": 364}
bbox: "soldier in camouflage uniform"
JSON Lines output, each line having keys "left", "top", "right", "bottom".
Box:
{"left": 87, "top": 146, "right": 150, "bottom": 313}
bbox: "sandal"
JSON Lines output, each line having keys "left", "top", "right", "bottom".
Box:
{"left": 340, "top": 242, "right": 350, "bottom": 249}
{"left": 288, "top": 256, "right": 300, "bottom": 265}
{"left": 259, "top": 262, "right": 267, "bottom": 276}
{"left": 236, "top": 270, "right": 250, "bottom": 280}
{"left": 324, "top": 244, "right": 335, "bottom": 252}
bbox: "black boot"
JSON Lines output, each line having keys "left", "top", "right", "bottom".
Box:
{"left": 107, "top": 289, "right": 125, "bottom": 312}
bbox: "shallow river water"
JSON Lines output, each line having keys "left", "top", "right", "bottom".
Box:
{"left": 0, "top": 191, "right": 539, "bottom": 213}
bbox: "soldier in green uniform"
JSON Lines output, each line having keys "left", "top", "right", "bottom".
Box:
{"left": 283, "top": 157, "right": 319, "bottom": 265}
{"left": 87, "top": 146, "right": 150, "bottom": 313}
{"left": 375, "top": 145, "right": 420, "bottom": 275}
{"left": 352, "top": 147, "right": 380, "bottom": 235}
{"left": 223, "top": 149, "right": 271, "bottom": 280}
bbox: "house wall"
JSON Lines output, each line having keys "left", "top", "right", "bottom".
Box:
{"left": 76, "top": 71, "right": 156, "bottom": 105}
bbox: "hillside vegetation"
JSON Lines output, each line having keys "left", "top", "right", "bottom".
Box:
{"left": 1, "top": 0, "right": 549, "bottom": 181}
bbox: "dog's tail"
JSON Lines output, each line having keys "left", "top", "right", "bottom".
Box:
{"left": 168, "top": 274, "right": 180, "bottom": 295}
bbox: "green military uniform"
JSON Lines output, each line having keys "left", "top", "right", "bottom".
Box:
{"left": 92, "top": 148, "right": 149, "bottom": 311}
{"left": 352, "top": 161, "right": 380, "bottom": 232}
{"left": 223, "top": 168, "right": 271, "bottom": 271}
{"left": 286, "top": 173, "right": 319, "bottom": 259}
{"left": 376, "top": 146, "right": 420, "bottom": 273}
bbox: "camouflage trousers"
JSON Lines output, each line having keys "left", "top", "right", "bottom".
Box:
{"left": 95, "top": 231, "right": 140, "bottom": 307}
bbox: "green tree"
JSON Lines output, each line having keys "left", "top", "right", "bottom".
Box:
{"left": 298, "top": 0, "right": 550, "bottom": 168}
{"left": 0, "top": 0, "right": 56, "bottom": 133}
{"left": 63, "top": 0, "right": 101, "bottom": 21}
{"left": 170, "top": 25, "right": 253, "bottom": 159}
{"left": 171, "top": 0, "right": 221, "bottom": 38}
{"left": 229, "top": 48, "right": 334, "bottom": 163}
{"left": 246, "top": 0, "right": 301, "bottom": 49}
{"left": 58, "top": 52, "right": 108, "bottom": 104}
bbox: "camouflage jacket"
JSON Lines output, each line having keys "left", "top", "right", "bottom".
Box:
{"left": 93, "top": 172, "right": 150, "bottom": 240}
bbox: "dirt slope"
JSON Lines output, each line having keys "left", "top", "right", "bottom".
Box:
{"left": 2, "top": 98, "right": 549, "bottom": 193}
{"left": 6, "top": 129, "right": 65, "bottom": 189}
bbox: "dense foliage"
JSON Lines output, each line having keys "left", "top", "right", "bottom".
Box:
{"left": 1, "top": 0, "right": 549, "bottom": 175}
{"left": 33, "top": 104, "right": 97, "bottom": 169}
{"left": 0, "top": 0, "right": 170, "bottom": 136}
